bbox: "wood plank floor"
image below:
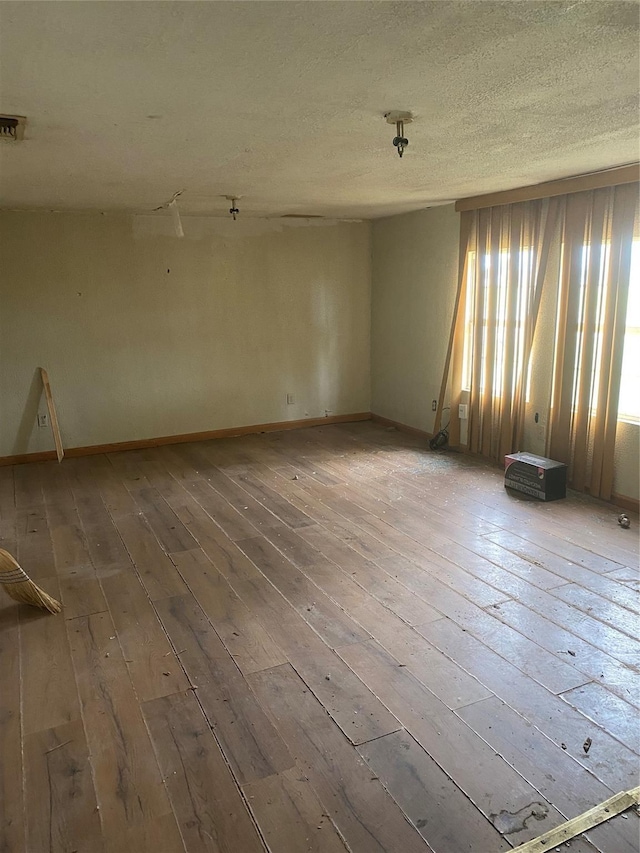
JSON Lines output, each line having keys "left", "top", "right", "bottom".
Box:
{"left": 1, "top": 422, "right": 638, "bottom": 853}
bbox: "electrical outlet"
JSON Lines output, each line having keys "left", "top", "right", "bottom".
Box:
{"left": 458, "top": 404, "right": 468, "bottom": 420}
{"left": 286, "top": 393, "right": 295, "bottom": 405}
{"left": 37, "top": 413, "right": 49, "bottom": 428}
{"left": 432, "top": 400, "right": 437, "bottom": 412}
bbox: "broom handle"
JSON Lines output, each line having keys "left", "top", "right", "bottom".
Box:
{"left": 40, "top": 367, "right": 64, "bottom": 463}
{"left": 433, "top": 267, "right": 464, "bottom": 435}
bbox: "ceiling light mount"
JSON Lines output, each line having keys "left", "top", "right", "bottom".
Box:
{"left": 225, "top": 195, "right": 240, "bottom": 220}
{"left": 384, "top": 111, "right": 413, "bottom": 158}
{"left": 153, "top": 189, "right": 185, "bottom": 237}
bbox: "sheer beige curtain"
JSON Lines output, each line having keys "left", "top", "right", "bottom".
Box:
{"left": 449, "top": 199, "right": 560, "bottom": 460}
{"left": 548, "top": 183, "right": 639, "bottom": 500}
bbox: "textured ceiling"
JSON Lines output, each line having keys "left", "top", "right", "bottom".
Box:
{"left": 0, "top": 1, "right": 638, "bottom": 219}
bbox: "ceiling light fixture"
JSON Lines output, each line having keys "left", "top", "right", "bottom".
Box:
{"left": 225, "top": 195, "right": 240, "bottom": 220}
{"left": 384, "top": 110, "right": 413, "bottom": 158}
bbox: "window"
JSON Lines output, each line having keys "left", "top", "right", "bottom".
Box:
{"left": 462, "top": 240, "right": 640, "bottom": 422}
{"left": 460, "top": 248, "right": 534, "bottom": 397}
{"left": 619, "top": 240, "right": 640, "bottom": 422}
{"left": 559, "top": 239, "right": 639, "bottom": 424}
{"left": 453, "top": 184, "right": 637, "bottom": 497}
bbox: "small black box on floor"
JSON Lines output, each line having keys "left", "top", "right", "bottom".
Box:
{"left": 504, "top": 452, "right": 567, "bottom": 501}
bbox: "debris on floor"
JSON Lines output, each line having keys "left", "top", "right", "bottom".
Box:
{"left": 583, "top": 737, "right": 592, "bottom": 754}
{"left": 491, "top": 802, "right": 548, "bottom": 834}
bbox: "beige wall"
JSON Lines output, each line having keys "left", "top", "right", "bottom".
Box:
{"left": 371, "top": 204, "right": 639, "bottom": 501}
{"left": 3, "top": 206, "right": 636, "bottom": 502}
{"left": 371, "top": 204, "right": 460, "bottom": 433}
{"left": 0, "top": 212, "right": 371, "bottom": 456}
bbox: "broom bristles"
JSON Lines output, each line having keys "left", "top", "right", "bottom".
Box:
{"left": 0, "top": 548, "right": 62, "bottom": 614}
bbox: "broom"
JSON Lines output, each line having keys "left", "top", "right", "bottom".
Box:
{"left": 0, "top": 548, "right": 61, "bottom": 613}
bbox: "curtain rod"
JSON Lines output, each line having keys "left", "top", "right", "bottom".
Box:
{"left": 455, "top": 163, "right": 640, "bottom": 212}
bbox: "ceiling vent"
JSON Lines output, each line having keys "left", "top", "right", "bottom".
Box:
{"left": 281, "top": 214, "right": 324, "bottom": 219}
{"left": 0, "top": 115, "right": 26, "bottom": 142}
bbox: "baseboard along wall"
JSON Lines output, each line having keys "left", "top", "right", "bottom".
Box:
{"left": 0, "top": 412, "right": 372, "bottom": 467}
{"left": 3, "top": 409, "right": 637, "bottom": 514}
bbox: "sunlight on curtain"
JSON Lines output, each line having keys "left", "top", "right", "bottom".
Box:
{"left": 548, "top": 183, "right": 639, "bottom": 499}
{"left": 450, "top": 199, "right": 560, "bottom": 460}
{"left": 450, "top": 182, "right": 638, "bottom": 500}
{"left": 616, "top": 238, "right": 639, "bottom": 422}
